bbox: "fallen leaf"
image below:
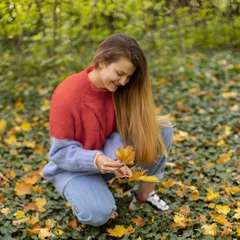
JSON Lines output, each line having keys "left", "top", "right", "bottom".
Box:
{"left": 216, "top": 204, "right": 230, "bottom": 214}
{"left": 131, "top": 216, "right": 145, "bottom": 227}
{"left": 221, "top": 227, "right": 232, "bottom": 237}
{"left": 1, "top": 207, "right": 11, "bottom": 216}
{"left": 233, "top": 208, "right": 240, "bottom": 219}
{"left": 107, "top": 225, "right": 135, "bottom": 238}
{"left": 205, "top": 188, "right": 220, "bottom": 201}
{"left": 202, "top": 223, "right": 217, "bottom": 236}
{"left": 20, "top": 122, "right": 32, "bottom": 131}
{"left": 162, "top": 178, "right": 176, "bottom": 187}
{"left": 38, "top": 228, "right": 55, "bottom": 239}
{"left": 35, "top": 198, "right": 46, "bottom": 212}
{"left": 115, "top": 145, "right": 135, "bottom": 165}
{"left": 14, "top": 182, "right": 32, "bottom": 195}
{"left": 0, "top": 119, "right": 7, "bottom": 135}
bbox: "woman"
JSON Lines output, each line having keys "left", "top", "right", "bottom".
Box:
{"left": 42, "top": 33, "right": 173, "bottom": 227}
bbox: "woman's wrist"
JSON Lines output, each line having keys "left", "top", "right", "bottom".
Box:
{"left": 93, "top": 152, "right": 102, "bottom": 169}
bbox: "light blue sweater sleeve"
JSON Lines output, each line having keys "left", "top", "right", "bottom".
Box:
{"left": 48, "top": 137, "right": 100, "bottom": 172}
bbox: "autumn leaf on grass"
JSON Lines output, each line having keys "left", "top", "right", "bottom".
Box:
{"left": 221, "top": 227, "right": 232, "bottom": 237}
{"left": 107, "top": 225, "right": 135, "bottom": 238}
{"left": 211, "top": 213, "right": 233, "bottom": 227}
{"left": 23, "top": 170, "right": 42, "bottom": 184}
{"left": 233, "top": 208, "right": 240, "bottom": 219}
{"left": 216, "top": 204, "right": 231, "bottom": 214}
{"left": 0, "top": 119, "right": 7, "bottom": 135}
{"left": 128, "top": 169, "right": 147, "bottom": 182}
{"left": 223, "top": 185, "right": 240, "bottom": 195}
{"left": 1, "top": 207, "right": 11, "bottom": 216}
{"left": 201, "top": 223, "right": 217, "bottom": 236}
{"left": 131, "top": 216, "right": 146, "bottom": 227}
{"left": 35, "top": 197, "right": 47, "bottom": 212}
{"left": 170, "top": 215, "right": 192, "bottom": 229}
{"left": 205, "top": 188, "right": 220, "bottom": 201}
{"left": 115, "top": 145, "right": 135, "bottom": 165}
{"left": 38, "top": 228, "right": 55, "bottom": 240}
{"left": 162, "top": 178, "right": 176, "bottom": 188}
{"left": 14, "top": 182, "right": 32, "bottom": 195}
{"left": 13, "top": 210, "right": 29, "bottom": 225}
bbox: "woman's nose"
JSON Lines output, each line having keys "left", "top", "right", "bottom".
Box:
{"left": 119, "top": 76, "right": 129, "bottom": 86}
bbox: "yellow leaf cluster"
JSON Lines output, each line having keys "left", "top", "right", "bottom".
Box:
{"left": 115, "top": 145, "right": 135, "bottom": 165}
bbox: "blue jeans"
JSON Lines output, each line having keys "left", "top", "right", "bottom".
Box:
{"left": 63, "top": 125, "right": 173, "bottom": 226}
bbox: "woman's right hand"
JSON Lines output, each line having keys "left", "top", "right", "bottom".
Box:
{"left": 95, "top": 154, "right": 124, "bottom": 174}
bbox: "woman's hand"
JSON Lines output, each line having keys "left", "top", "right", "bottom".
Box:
{"left": 95, "top": 154, "right": 123, "bottom": 174}
{"left": 95, "top": 154, "right": 132, "bottom": 179}
{"left": 114, "top": 164, "right": 132, "bottom": 180}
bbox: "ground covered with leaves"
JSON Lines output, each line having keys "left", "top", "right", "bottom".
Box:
{"left": 0, "top": 50, "right": 239, "bottom": 239}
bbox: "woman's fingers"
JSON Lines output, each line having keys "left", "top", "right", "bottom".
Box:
{"left": 96, "top": 155, "right": 124, "bottom": 174}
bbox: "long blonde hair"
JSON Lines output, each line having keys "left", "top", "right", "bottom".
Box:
{"left": 92, "top": 34, "right": 168, "bottom": 165}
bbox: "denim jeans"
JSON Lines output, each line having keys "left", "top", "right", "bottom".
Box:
{"left": 63, "top": 124, "right": 173, "bottom": 226}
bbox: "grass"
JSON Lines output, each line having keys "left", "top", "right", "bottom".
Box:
{"left": 0, "top": 50, "right": 239, "bottom": 239}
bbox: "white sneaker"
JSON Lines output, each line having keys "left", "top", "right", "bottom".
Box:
{"left": 129, "top": 190, "right": 171, "bottom": 212}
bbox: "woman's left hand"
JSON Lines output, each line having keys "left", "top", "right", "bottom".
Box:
{"left": 114, "top": 163, "right": 132, "bottom": 180}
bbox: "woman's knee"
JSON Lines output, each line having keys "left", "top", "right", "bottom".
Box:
{"left": 75, "top": 205, "right": 114, "bottom": 226}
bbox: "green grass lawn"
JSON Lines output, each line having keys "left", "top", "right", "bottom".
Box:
{"left": 0, "top": 50, "right": 239, "bottom": 239}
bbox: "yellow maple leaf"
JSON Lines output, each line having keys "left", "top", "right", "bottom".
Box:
{"left": 162, "top": 178, "right": 176, "bottom": 188}
{"left": 190, "top": 189, "right": 200, "bottom": 201}
{"left": 115, "top": 145, "right": 135, "bottom": 165}
{"left": 233, "top": 208, "right": 240, "bottom": 219}
{"left": 237, "top": 227, "right": 240, "bottom": 237}
{"left": 24, "top": 141, "right": 36, "bottom": 148}
{"left": 138, "top": 175, "right": 160, "bottom": 183}
{"left": 222, "top": 91, "right": 237, "bottom": 98}
{"left": 0, "top": 119, "right": 7, "bottom": 135}
{"left": 202, "top": 223, "right": 217, "bottom": 236}
{"left": 205, "top": 188, "right": 220, "bottom": 201}
{"left": 176, "top": 185, "right": 187, "bottom": 197}
{"left": 213, "top": 213, "right": 232, "bottom": 227}
{"left": 221, "top": 227, "right": 232, "bottom": 237}
{"left": 107, "top": 225, "right": 135, "bottom": 238}
{"left": 14, "top": 182, "right": 32, "bottom": 195}
{"left": 1, "top": 207, "right": 11, "bottom": 216}
{"left": 172, "top": 215, "right": 191, "bottom": 229}
{"left": 173, "top": 215, "right": 185, "bottom": 223}
{"left": 38, "top": 228, "right": 55, "bottom": 240}
{"left": 23, "top": 170, "right": 42, "bottom": 185}
{"left": 128, "top": 169, "right": 147, "bottom": 182}
{"left": 5, "top": 134, "right": 17, "bottom": 145}
{"left": 173, "top": 130, "right": 189, "bottom": 143}
{"left": 26, "top": 212, "right": 39, "bottom": 225}
{"left": 20, "top": 122, "right": 32, "bottom": 131}
{"left": 45, "top": 218, "right": 57, "bottom": 229}
{"left": 131, "top": 216, "right": 145, "bottom": 227}
{"left": 54, "top": 228, "right": 65, "bottom": 235}
{"left": 217, "top": 152, "right": 231, "bottom": 164}
{"left": 216, "top": 204, "right": 230, "bottom": 214}
{"left": 208, "top": 202, "right": 216, "bottom": 209}
{"left": 224, "top": 186, "right": 240, "bottom": 195}
{"left": 180, "top": 205, "right": 191, "bottom": 216}
{"left": 14, "top": 210, "right": 27, "bottom": 220}
{"left": 35, "top": 197, "right": 47, "bottom": 212}
{"left": 15, "top": 101, "right": 25, "bottom": 110}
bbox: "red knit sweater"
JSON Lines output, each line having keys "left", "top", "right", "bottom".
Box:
{"left": 49, "top": 66, "right": 116, "bottom": 150}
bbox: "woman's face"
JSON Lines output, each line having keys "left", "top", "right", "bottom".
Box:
{"left": 98, "top": 57, "right": 136, "bottom": 92}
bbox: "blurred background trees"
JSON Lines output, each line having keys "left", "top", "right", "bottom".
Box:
{"left": 0, "top": 0, "right": 239, "bottom": 107}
